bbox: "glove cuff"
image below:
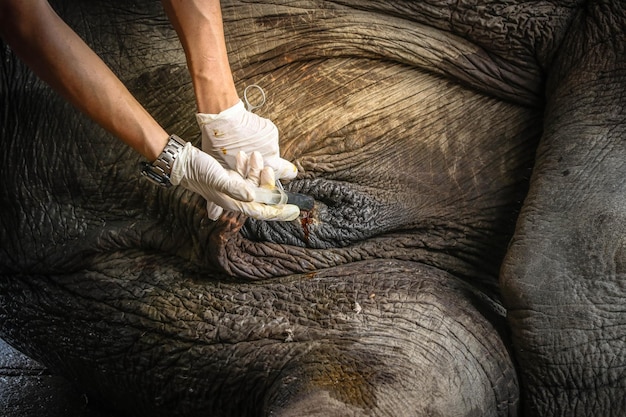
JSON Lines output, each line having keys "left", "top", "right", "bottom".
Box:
{"left": 196, "top": 100, "right": 245, "bottom": 126}
{"left": 169, "top": 142, "right": 195, "bottom": 186}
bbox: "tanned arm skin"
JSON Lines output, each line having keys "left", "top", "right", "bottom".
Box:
{"left": 0, "top": 0, "right": 239, "bottom": 160}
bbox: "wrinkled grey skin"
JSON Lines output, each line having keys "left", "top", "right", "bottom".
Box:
{"left": 0, "top": 0, "right": 624, "bottom": 416}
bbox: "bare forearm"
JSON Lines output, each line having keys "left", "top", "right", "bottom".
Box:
{"left": 162, "top": 0, "right": 239, "bottom": 114}
{"left": 0, "top": 0, "right": 168, "bottom": 161}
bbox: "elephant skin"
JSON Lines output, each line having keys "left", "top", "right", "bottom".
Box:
{"left": 0, "top": 338, "right": 113, "bottom": 417}
{"left": 0, "top": 0, "right": 624, "bottom": 416}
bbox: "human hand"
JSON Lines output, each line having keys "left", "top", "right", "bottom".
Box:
{"left": 196, "top": 100, "right": 298, "bottom": 180}
{"left": 170, "top": 143, "right": 299, "bottom": 221}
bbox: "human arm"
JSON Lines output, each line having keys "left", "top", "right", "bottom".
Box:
{"left": 0, "top": 0, "right": 299, "bottom": 221}
{"left": 0, "top": 0, "right": 168, "bottom": 161}
{"left": 160, "top": 0, "right": 239, "bottom": 115}
{"left": 161, "top": 0, "right": 298, "bottom": 181}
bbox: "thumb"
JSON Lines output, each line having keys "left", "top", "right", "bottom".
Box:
{"left": 217, "top": 171, "right": 255, "bottom": 202}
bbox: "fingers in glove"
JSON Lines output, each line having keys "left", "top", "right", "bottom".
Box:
{"left": 259, "top": 166, "right": 276, "bottom": 189}
{"left": 207, "top": 186, "right": 300, "bottom": 221}
{"left": 235, "top": 151, "right": 249, "bottom": 178}
{"left": 239, "top": 201, "right": 300, "bottom": 222}
{"left": 246, "top": 151, "right": 264, "bottom": 186}
{"left": 266, "top": 156, "right": 298, "bottom": 181}
{"left": 235, "top": 151, "right": 269, "bottom": 188}
{"left": 206, "top": 201, "right": 224, "bottom": 221}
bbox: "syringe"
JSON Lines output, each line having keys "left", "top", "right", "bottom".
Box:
{"left": 253, "top": 187, "right": 288, "bottom": 206}
{"left": 253, "top": 183, "right": 315, "bottom": 211}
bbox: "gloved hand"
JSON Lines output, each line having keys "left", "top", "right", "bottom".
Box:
{"left": 196, "top": 100, "right": 298, "bottom": 180}
{"left": 170, "top": 143, "right": 300, "bottom": 221}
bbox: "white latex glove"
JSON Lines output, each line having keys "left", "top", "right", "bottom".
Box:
{"left": 196, "top": 100, "right": 298, "bottom": 180}
{"left": 170, "top": 143, "right": 299, "bottom": 221}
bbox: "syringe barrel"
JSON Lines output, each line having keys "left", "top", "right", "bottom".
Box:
{"left": 253, "top": 187, "right": 288, "bottom": 206}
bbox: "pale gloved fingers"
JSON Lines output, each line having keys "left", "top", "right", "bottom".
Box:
{"left": 204, "top": 171, "right": 299, "bottom": 221}
{"left": 235, "top": 151, "right": 265, "bottom": 188}
{"left": 265, "top": 156, "right": 298, "bottom": 181}
{"left": 236, "top": 151, "right": 284, "bottom": 188}
{"left": 214, "top": 192, "right": 300, "bottom": 221}
{"left": 241, "top": 201, "right": 300, "bottom": 221}
{"left": 206, "top": 171, "right": 299, "bottom": 221}
{"left": 171, "top": 144, "right": 297, "bottom": 221}
{"left": 205, "top": 201, "right": 223, "bottom": 221}
{"left": 235, "top": 151, "right": 250, "bottom": 178}
{"left": 259, "top": 165, "right": 276, "bottom": 189}
{"left": 229, "top": 152, "right": 297, "bottom": 182}
{"left": 245, "top": 151, "right": 264, "bottom": 186}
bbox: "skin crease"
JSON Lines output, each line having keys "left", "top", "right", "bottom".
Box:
{"left": 0, "top": 0, "right": 625, "bottom": 416}
{"left": 500, "top": 2, "right": 626, "bottom": 415}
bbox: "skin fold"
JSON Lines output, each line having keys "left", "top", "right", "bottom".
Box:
{"left": 0, "top": 0, "right": 624, "bottom": 416}
{"left": 501, "top": 2, "right": 626, "bottom": 415}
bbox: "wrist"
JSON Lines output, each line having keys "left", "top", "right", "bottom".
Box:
{"left": 145, "top": 133, "right": 171, "bottom": 162}
{"left": 192, "top": 72, "right": 239, "bottom": 114}
{"left": 196, "top": 99, "right": 245, "bottom": 125}
{"left": 140, "top": 134, "right": 186, "bottom": 187}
